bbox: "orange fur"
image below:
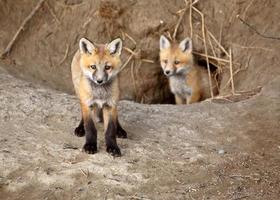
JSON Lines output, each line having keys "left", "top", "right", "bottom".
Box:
{"left": 160, "top": 38, "right": 218, "bottom": 104}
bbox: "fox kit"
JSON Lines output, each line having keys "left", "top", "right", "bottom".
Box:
{"left": 71, "top": 37, "right": 127, "bottom": 156}
{"left": 159, "top": 35, "right": 218, "bottom": 104}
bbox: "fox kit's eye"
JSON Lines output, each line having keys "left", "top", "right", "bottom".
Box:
{"left": 90, "top": 65, "right": 96, "bottom": 70}
{"left": 174, "top": 60, "right": 180, "bottom": 65}
{"left": 162, "top": 59, "right": 168, "bottom": 64}
{"left": 105, "top": 65, "right": 111, "bottom": 70}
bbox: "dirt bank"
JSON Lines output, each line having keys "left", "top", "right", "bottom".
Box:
{"left": 0, "top": 68, "right": 279, "bottom": 199}
{"left": 1, "top": 0, "right": 280, "bottom": 103}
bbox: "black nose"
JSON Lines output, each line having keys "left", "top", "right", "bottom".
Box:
{"left": 97, "top": 79, "right": 103, "bottom": 84}
{"left": 165, "top": 70, "right": 170, "bottom": 75}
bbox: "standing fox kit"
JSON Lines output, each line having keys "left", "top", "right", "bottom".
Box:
{"left": 71, "top": 37, "right": 127, "bottom": 156}
{"left": 159, "top": 35, "right": 217, "bottom": 104}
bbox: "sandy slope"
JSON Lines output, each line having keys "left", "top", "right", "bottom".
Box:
{"left": 0, "top": 69, "right": 279, "bottom": 199}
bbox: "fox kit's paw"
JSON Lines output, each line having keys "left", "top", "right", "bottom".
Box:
{"left": 106, "top": 144, "right": 121, "bottom": 157}
{"left": 74, "top": 125, "right": 85, "bottom": 137}
{"left": 117, "top": 129, "right": 127, "bottom": 138}
{"left": 83, "top": 143, "right": 97, "bottom": 154}
{"left": 116, "top": 121, "right": 127, "bottom": 138}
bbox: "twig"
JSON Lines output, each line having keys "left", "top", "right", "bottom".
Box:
{"left": 221, "top": 54, "right": 251, "bottom": 91}
{"left": 59, "top": 44, "right": 70, "bottom": 65}
{"left": 80, "top": 168, "right": 89, "bottom": 178}
{"left": 173, "top": 3, "right": 188, "bottom": 40}
{"left": 173, "top": 0, "right": 200, "bottom": 40}
{"left": 219, "top": 19, "right": 224, "bottom": 46}
{"left": 237, "top": 15, "right": 280, "bottom": 40}
{"left": 122, "top": 31, "right": 137, "bottom": 46}
{"left": 207, "top": 33, "right": 220, "bottom": 91}
{"left": 123, "top": 47, "right": 137, "bottom": 55}
{"left": 120, "top": 53, "right": 134, "bottom": 72}
{"left": 166, "top": 31, "right": 173, "bottom": 41}
{"left": 229, "top": 48, "right": 235, "bottom": 94}
{"left": 189, "top": 0, "right": 193, "bottom": 38}
{"left": 193, "top": 52, "right": 230, "bottom": 63}
{"left": 192, "top": 6, "right": 214, "bottom": 98}
{"left": 45, "top": 2, "right": 60, "bottom": 24}
{"left": 207, "top": 32, "right": 217, "bottom": 58}
{"left": 141, "top": 59, "right": 154, "bottom": 63}
{"left": 82, "top": 17, "right": 93, "bottom": 29}
{"left": 206, "top": 28, "right": 230, "bottom": 57}
{"left": 1, "top": 0, "right": 46, "bottom": 59}
{"left": 130, "top": 60, "right": 138, "bottom": 101}
{"left": 243, "top": 0, "right": 255, "bottom": 19}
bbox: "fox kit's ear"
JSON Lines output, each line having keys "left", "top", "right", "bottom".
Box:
{"left": 107, "top": 38, "right": 122, "bottom": 56}
{"left": 179, "top": 37, "right": 192, "bottom": 53}
{"left": 160, "top": 35, "right": 171, "bottom": 50}
{"left": 79, "top": 38, "right": 96, "bottom": 54}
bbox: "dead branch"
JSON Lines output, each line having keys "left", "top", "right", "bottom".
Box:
{"left": 229, "top": 48, "right": 235, "bottom": 94}
{"left": 1, "top": 0, "right": 46, "bottom": 59}
{"left": 79, "top": 168, "right": 89, "bottom": 178}
{"left": 193, "top": 52, "right": 230, "bottom": 63}
{"left": 243, "top": 0, "right": 255, "bottom": 19}
{"left": 192, "top": 6, "right": 214, "bottom": 98}
{"left": 122, "top": 31, "right": 137, "bottom": 46}
{"left": 59, "top": 44, "right": 70, "bottom": 65}
{"left": 45, "top": 1, "right": 60, "bottom": 24}
{"left": 173, "top": 4, "right": 188, "bottom": 40}
{"left": 221, "top": 54, "right": 251, "bottom": 91}
{"left": 130, "top": 60, "right": 138, "bottom": 100}
{"left": 237, "top": 15, "right": 280, "bottom": 40}
{"left": 173, "top": 0, "right": 200, "bottom": 40}
{"left": 206, "top": 28, "right": 230, "bottom": 57}
{"left": 124, "top": 47, "right": 138, "bottom": 55}
{"left": 189, "top": 0, "right": 193, "bottom": 38}
{"left": 120, "top": 53, "right": 135, "bottom": 72}
{"left": 141, "top": 59, "right": 154, "bottom": 63}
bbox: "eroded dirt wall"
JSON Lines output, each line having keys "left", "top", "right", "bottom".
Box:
{"left": 0, "top": 0, "right": 279, "bottom": 103}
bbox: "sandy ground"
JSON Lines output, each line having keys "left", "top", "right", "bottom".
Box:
{"left": 0, "top": 68, "right": 279, "bottom": 200}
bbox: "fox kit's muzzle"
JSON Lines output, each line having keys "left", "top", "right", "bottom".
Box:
{"left": 93, "top": 66, "right": 108, "bottom": 85}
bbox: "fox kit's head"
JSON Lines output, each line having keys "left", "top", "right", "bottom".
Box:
{"left": 159, "top": 35, "right": 193, "bottom": 77}
{"left": 79, "top": 37, "right": 123, "bottom": 85}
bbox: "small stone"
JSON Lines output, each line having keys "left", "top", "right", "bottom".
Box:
{"left": 218, "top": 149, "right": 226, "bottom": 155}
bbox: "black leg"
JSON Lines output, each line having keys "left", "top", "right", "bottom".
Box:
{"left": 83, "top": 118, "right": 97, "bottom": 154}
{"left": 116, "top": 119, "right": 127, "bottom": 138}
{"left": 74, "top": 118, "right": 85, "bottom": 137}
{"left": 105, "top": 118, "right": 121, "bottom": 157}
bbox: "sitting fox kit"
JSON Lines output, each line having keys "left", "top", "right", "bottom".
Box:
{"left": 71, "top": 37, "right": 127, "bottom": 156}
{"left": 159, "top": 35, "right": 217, "bottom": 104}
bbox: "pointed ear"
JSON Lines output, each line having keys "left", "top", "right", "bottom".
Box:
{"left": 160, "top": 35, "right": 171, "bottom": 50}
{"left": 179, "top": 37, "right": 192, "bottom": 53}
{"left": 106, "top": 38, "right": 122, "bottom": 56}
{"left": 79, "top": 38, "right": 96, "bottom": 54}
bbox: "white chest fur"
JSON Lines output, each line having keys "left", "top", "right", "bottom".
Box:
{"left": 169, "top": 75, "right": 192, "bottom": 97}
{"left": 86, "top": 82, "right": 116, "bottom": 108}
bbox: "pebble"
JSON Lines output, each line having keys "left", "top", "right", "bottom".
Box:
{"left": 218, "top": 149, "right": 226, "bottom": 155}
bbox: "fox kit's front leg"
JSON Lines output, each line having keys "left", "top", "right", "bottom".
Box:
{"left": 81, "top": 102, "right": 98, "bottom": 154}
{"left": 103, "top": 105, "right": 121, "bottom": 156}
{"left": 175, "top": 94, "right": 185, "bottom": 105}
{"left": 74, "top": 117, "right": 85, "bottom": 137}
